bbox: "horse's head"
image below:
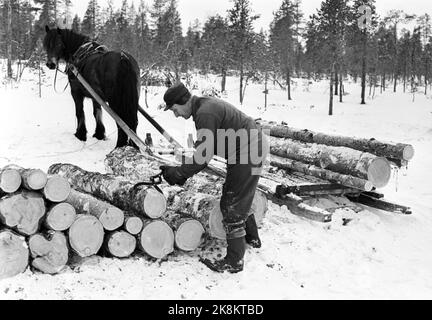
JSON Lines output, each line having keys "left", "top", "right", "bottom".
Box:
{"left": 43, "top": 26, "right": 65, "bottom": 70}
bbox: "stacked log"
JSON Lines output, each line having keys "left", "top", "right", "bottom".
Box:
{"left": 48, "top": 163, "right": 167, "bottom": 219}
{"left": 105, "top": 231, "right": 137, "bottom": 258}
{"left": 0, "top": 230, "right": 29, "bottom": 280}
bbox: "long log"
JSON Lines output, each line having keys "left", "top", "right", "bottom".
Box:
{"left": 258, "top": 120, "right": 415, "bottom": 161}
{"left": 270, "top": 155, "right": 374, "bottom": 191}
{"left": 138, "top": 220, "right": 174, "bottom": 259}
{"left": 0, "top": 191, "right": 46, "bottom": 236}
{"left": 45, "top": 202, "right": 77, "bottom": 231}
{"left": 269, "top": 136, "right": 392, "bottom": 188}
{"left": 65, "top": 189, "right": 124, "bottom": 231}
{"left": 68, "top": 215, "right": 104, "bottom": 257}
{"left": 0, "top": 167, "right": 22, "bottom": 193}
{"left": 0, "top": 229, "right": 29, "bottom": 280}
{"left": 105, "top": 231, "right": 137, "bottom": 258}
{"left": 162, "top": 210, "right": 205, "bottom": 251}
{"left": 43, "top": 175, "right": 71, "bottom": 202}
{"left": 28, "top": 231, "right": 69, "bottom": 274}
{"left": 48, "top": 163, "right": 167, "bottom": 219}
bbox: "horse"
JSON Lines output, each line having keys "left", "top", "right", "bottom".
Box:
{"left": 43, "top": 26, "right": 140, "bottom": 149}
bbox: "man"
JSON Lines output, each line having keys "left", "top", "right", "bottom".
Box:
{"left": 161, "top": 82, "right": 268, "bottom": 274}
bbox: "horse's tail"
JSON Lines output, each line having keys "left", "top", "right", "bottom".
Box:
{"left": 112, "top": 52, "right": 139, "bottom": 133}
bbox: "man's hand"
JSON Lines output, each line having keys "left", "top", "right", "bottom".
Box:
{"left": 160, "top": 166, "right": 187, "bottom": 186}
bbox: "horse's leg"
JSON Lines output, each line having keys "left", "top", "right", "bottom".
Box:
{"left": 115, "top": 125, "right": 129, "bottom": 148}
{"left": 71, "top": 91, "right": 87, "bottom": 142}
{"left": 92, "top": 100, "right": 106, "bottom": 140}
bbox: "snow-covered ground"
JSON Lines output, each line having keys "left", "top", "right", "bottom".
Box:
{"left": 1, "top": 63, "right": 432, "bottom": 300}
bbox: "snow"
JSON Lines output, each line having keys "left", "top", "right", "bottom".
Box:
{"left": 1, "top": 61, "right": 432, "bottom": 300}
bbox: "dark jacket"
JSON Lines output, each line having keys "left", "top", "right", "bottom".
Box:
{"left": 178, "top": 96, "right": 266, "bottom": 179}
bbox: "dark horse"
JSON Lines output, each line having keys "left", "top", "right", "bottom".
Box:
{"left": 43, "top": 26, "right": 140, "bottom": 148}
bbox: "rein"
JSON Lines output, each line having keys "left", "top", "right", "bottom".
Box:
{"left": 53, "top": 64, "right": 70, "bottom": 94}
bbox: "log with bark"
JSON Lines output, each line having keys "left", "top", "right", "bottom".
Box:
{"left": 48, "top": 164, "right": 167, "bottom": 219}
{"left": 0, "top": 229, "right": 29, "bottom": 280}
{"left": 20, "top": 168, "right": 48, "bottom": 191}
{"left": 269, "top": 136, "right": 392, "bottom": 188}
{"left": 270, "top": 155, "right": 374, "bottom": 192}
{"left": 68, "top": 215, "right": 104, "bottom": 257}
{"left": 258, "top": 120, "right": 415, "bottom": 162}
{"left": 28, "top": 231, "right": 69, "bottom": 274}
{"left": 45, "top": 202, "right": 77, "bottom": 231}
{"left": 162, "top": 210, "right": 205, "bottom": 251}
{"left": 65, "top": 189, "right": 124, "bottom": 231}
{"left": 0, "top": 167, "right": 22, "bottom": 193}
{"left": 138, "top": 220, "right": 174, "bottom": 259}
{"left": 104, "top": 231, "right": 137, "bottom": 258}
{"left": 123, "top": 214, "right": 144, "bottom": 235}
{"left": 0, "top": 191, "right": 46, "bottom": 236}
{"left": 43, "top": 175, "right": 71, "bottom": 202}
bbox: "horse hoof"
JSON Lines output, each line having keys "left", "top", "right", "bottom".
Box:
{"left": 74, "top": 133, "right": 87, "bottom": 142}
{"left": 93, "top": 133, "right": 106, "bottom": 141}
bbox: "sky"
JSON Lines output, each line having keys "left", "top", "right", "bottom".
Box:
{"left": 71, "top": 0, "right": 432, "bottom": 32}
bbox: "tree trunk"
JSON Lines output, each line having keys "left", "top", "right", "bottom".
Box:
{"left": 239, "top": 63, "right": 244, "bottom": 104}
{"left": 65, "top": 189, "right": 124, "bottom": 231}
{"left": 286, "top": 68, "right": 292, "bottom": 100}
{"left": 0, "top": 191, "right": 46, "bottom": 236}
{"left": 48, "top": 163, "right": 167, "bottom": 219}
{"left": 221, "top": 67, "right": 226, "bottom": 93}
{"left": 123, "top": 214, "right": 144, "bottom": 235}
{"left": 269, "top": 155, "right": 374, "bottom": 191}
{"left": 339, "top": 74, "right": 343, "bottom": 103}
{"left": 138, "top": 220, "right": 174, "bottom": 259}
{"left": 334, "top": 67, "right": 339, "bottom": 96}
{"left": 68, "top": 215, "right": 105, "bottom": 257}
{"left": 329, "top": 64, "right": 334, "bottom": 116}
{"left": 361, "top": 31, "right": 367, "bottom": 105}
{"left": 43, "top": 175, "right": 71, "bottom": 203}
{"left": 0, "top": 229, "right": 29, "bottom": 280}
{"left": 45, "top": 202, "right": 77, "bottom": 231}
{"left": 104, "top": 231, "right": 136, "bottom": 258}
{"left": 257, "top": 120, "right": 415, "bottom": 162}
{"left": 0, "top": 167, "right": 22, "bottom": 194}
{"left": 269, "top": 136, "right": 392, "bottom": 188}
{"left": 6, "top": 0, "right": 12, "bottom": 79}
{"left": 28, "top": 231, "right": 69, "bottom": 274}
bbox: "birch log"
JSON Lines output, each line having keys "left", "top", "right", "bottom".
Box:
{"left": 258, "top": 120, "right": 415, "bottom": 161}
{"left": 65, "top": 189, "right": 124, "bottom": 231}
{"left": 48, "top": 163, "right": 167, "bottom": 219}
{"left": 68, "top": 215, "right": 104, "bottom": 257}
{"left": 0, "top": 167, "right": 22, "bottom": 193}
{"left": 123, "top": 214, "right": 144, "bottom": 235}
{"left": 0, "top": 229, "right": 29, "bottom": 280}
{"left": 138, "top": 220, "right": 174, "bottom": 259}
{"left": 28, "top": 231, "right": 69, "bottom": 274}
{"left": 0, "top": 191, "right": 46, "bottom": 236}
{"left": 43, "top": 175, "right": 71, "bottom": 202}
{"left": 45, "top": 202, "right": 77, "bottom": 231}
{"left": 105, "top": 231, "right": 137, "bottom": 258}
{"left": 270, "top": 136, "right": 392, "bottom": 188}
{"left": 270, "top": 155, "right": 374, "bottom": 191}
{"left": 20, "top": 169, "right": 48, "bottom": 191}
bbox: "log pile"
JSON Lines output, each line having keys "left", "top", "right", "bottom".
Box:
{"left": 258, "top": 120, "right": 415, "bottom": 190}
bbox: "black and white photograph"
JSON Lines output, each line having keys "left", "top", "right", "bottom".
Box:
{"left": 0, "top": 0, "right": 431, "bottom": 302}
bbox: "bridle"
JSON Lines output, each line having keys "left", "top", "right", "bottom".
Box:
{"left": 50, "top": 36, "right": 69, "bottom": 93}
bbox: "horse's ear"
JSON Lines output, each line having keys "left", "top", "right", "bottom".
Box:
{"left": 45, "top": 25, "right": 50, "bottom": 33}
{"left": 57, "top": 27, "right": 62, "bottom": 35}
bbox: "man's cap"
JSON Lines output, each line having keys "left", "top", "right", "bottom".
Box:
{"left": 163, "top": 82, "right": 191, "bottom": 111}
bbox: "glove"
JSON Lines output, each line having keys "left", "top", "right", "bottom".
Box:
{"left": 160, "top": 166, "right": 187, "bottom": 186}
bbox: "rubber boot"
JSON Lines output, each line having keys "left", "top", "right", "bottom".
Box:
{"left": 200, "top": 237, "right": 246, "bottom": 273}
{"left": 245, "top": 214, "right": 262, "bottom": 249}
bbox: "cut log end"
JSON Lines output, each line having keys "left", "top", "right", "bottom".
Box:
{"left": 143, "top": 189, "right": 167, "bottom": 219}
{"left": 24, "top": 169, "right": 48, "bottom": 190}
{"left": 107, "top": 231, "right": 137, "bottom": 258}
{"left": 46, "top": 203, "right": 77, "bottom": 231}
{"left": 124, "top": 216, "right": 144, "bottom": 235}
{"left": 209, "top": 205, "right": 227, "bottom": 240}
{"left": 68, "top": 215, "right": 104, "bottom": 257}
{"left": 175, "top": 219, "right": 205, "bottom": 251}
{"left": 29, "top": 232, "right": 69, "bottom": 274}
{"left": 139, "top": 220, "right": 174, "bottom": 259}
{"left": 0, "top": 230, "right": 29, "bottom": 280}
{"left": 0, "top": 169, "right": 22, "bottom": 193}
{"left": 99, "top": 207, "right": 125, "bottom": 231}
{"left": 403, "top": 145, "right": 415, "bottom": 161}
{"left": 44, "top": 175, "right": 71, "bottom": 202}
{"left": 367, "top": 157, "right": 392, "bottom": 189}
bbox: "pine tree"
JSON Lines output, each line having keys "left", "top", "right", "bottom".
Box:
{"left": 81, "top": 0, "right": 101, "bottom": 39}
{"left": 227, "top": 0, "right": 259, "bottom": 104}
